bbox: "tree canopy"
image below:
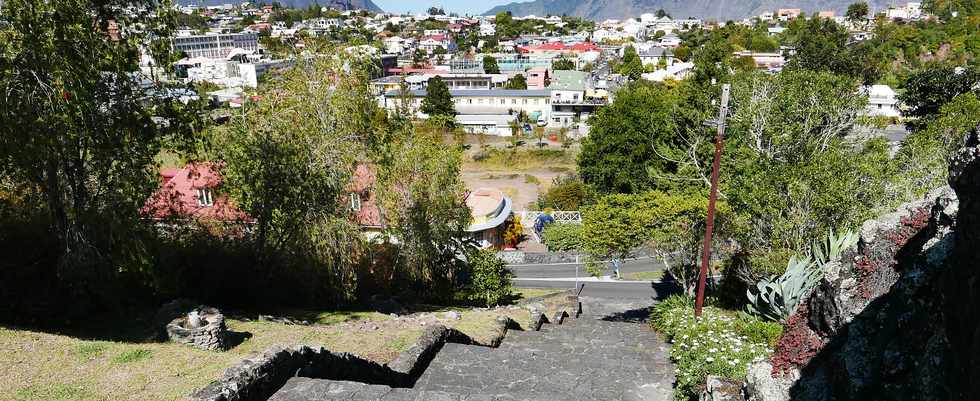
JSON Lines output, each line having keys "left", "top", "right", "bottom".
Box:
{"left": 505, "top": 74, "right": 528, "bottom": 89}
{"left": 420, "top": 76, "right": 455, "bottom": 119}
{"left": 483, "top": 55, "right": 500, "bottom": 74}
{"left": 578, "top": 81, "right": 684, "bottom": 194}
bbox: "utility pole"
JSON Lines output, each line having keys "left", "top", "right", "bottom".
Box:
{"left": 695, "top": 84, "right": 731, "bottom": 318}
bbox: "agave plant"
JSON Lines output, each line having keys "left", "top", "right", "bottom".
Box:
{"left": 812, "top": 229, "right": 860, "bottom": 267}
{"left": 746, "top": 229, "right": 858, "bottom": 322}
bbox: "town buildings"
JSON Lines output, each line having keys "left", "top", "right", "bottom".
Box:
{"left": 172, "top": 32, "right": 258, "bottom": 59}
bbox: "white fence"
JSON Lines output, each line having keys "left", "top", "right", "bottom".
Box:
{"left": 518, "top": 210, "right": 582, "bottom": 225}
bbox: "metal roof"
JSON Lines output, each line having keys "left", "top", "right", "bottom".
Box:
{"left": 385, "top": 89, "right": 552, "bottom": 97}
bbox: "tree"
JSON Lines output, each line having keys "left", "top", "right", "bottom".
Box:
{"left": 891, "top": 92, "right": 980, "bottom": 201}
{"left": 0, "top": 0, "right": 198, "bottom": 301}
{"left": 725, "top": 70, "right": 882, "bottom": 255}
{"left": 374, "top": 127, "right": 472, "bottom": 299}
{"left": 505, "top": 74, "right": 528, "bottom": 89}
{"left": 427, "top": 6, "right": 445, "bottom": 15}
{"left": 580, "top": 191, "right": 722, "bottom": 293}
{"left": 618, "top": 45, "right": 644, "bottom": 80}
{"left": 466, "top": 248, "right": 513, "bottom": 307}
{"left": 655, "top": 9, "right": 671, "bottom": 18}
{"left": 846, "top": 2, "right": 870, "bottom": 24}
{"left": 536, "top": 174, "right": 592, "bottom": 210}
{"left": 216, "top": 54, "right": 374, "bottom": 303}
{"left": 899, "top": 65, "right": 980, "bottom": 130}
{"left": 784, "top": 17, "right": 878, "bottom": 84}
{"left": 578, "top": 81, "right": 681, "bottom": 194}
{"left": 552, "top": 58, "right": 576, "bottom": 70}
{"left": 483, "top": 55, "right": 500, "bottom": 74}
{"left": 420, "top": 76, "right": 456, "bottom": 123}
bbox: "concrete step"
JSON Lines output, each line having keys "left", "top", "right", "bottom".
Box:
{"left": 269, "top": 377, "right": 573, "bottom": 401}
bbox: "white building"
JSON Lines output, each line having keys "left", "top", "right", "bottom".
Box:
{"left": 862, "top": 84, "right": 901, "bottom": 117}
{"left": 172, "top": 32, "right": 258, "bottom": 59}
{"left": 658, "top": 33, "right": 681, "bottom": 48}
{"left": 381, "top": 89, "right": 552, "bottom": 135}
{"left": 636, "top": 45, "right": 674, "bottom": 66}
{"left": 383, "top": 36, "right": 414, "bottom": 54}
{"left": 641, "top": 62, "right": 694, "bottom": 82}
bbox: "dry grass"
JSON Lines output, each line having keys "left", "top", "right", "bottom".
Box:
{"left": 464, "top": 148, "right": 577, "bottom": 172}
{"left": 0, "top": 306, "right": 522, "bottom": 401}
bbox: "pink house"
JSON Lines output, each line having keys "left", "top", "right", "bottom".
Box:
{"left": 144, "top": 162, "right": 250, "bottom": 222}
{"left": 525, "top": 67, "right": 550, "bottom": 90}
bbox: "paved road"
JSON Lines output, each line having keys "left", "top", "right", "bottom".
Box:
{"left": 509, "top": 257, "right": 678, "bottom": 300}
{"left": 509, "top": 257, "right": 666, "bottom": 278}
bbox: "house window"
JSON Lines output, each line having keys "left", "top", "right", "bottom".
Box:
{"left": 196, "top": 188, "right": 214, "bottom": 207}
{"left": 511, "top": 99, "right": 517, "bottom": 104}
{"left": 349, "top": 192, "right": 361, "bottom": 211}
{"left": 467, "top": 99, "right": 473, "bottom": 104}
{"left": 500, "top": 99, "right": 506, "bottom": 105}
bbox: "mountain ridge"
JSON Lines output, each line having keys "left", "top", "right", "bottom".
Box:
{"left": 483, "top": 0, "right": 893, "bottom": 21}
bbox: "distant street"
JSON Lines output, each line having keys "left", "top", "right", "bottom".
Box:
{"left": 509, "top": 257, "right": 677, "bottom": 300}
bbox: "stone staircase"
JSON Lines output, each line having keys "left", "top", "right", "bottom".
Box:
{"left": 269, "top": 303, "right": 673, "bottom": 401}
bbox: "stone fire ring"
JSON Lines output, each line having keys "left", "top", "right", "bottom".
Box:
{"left": 166, "top": 306, "right": 228, "bottom": 351}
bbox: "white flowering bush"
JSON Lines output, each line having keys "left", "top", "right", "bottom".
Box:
{"left": 651, "top": 295, "right": 782, "bottom": 400}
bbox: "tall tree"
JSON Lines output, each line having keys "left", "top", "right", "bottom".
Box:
{"left": 899, "top": 65, "right": 980, "bottom": 130}
{"left": 483, "top": 55, "right": 500, "bottom": 74}
{"left": 420, "top": 76, "right": 455, "bottom": 120}
{"left": 846, "top": 2, "right": 870, "bottom": 24}
{"left": 552, "top": 58, "right": 576, "bottom": 70}
{"left": 578, "top": 81, "right": 681, "bottom": 194}
{"left": 618, "top": 45, "right": 644, "bottom": 80}
{"left": 784, "top": 17, "right": 878, "bottom": 84}
{"left": 215, "top": 52, "right": 375, "bottom": 303}
{"left": 0, "top": 0, "right": 197, "bottom": 300}
{"left": 505, "top": 74, "right": 528, "bottom": 89}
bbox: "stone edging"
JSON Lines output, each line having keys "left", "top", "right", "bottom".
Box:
{"left": 190, "top": 317, "right": 520, "bottom": 401}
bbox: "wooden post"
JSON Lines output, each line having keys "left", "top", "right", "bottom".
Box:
{"left": 695, "top": 84, "right": 731, "bottom": 318}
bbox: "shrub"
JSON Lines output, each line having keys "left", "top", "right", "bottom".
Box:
{"left": 541, "top": 223, "right": 583, "bottom": 252}
{"left": 466, "top": 248, "right": 514, "bottom": 307}
{"left": 651, "top": 295, "right": 780, "bottom": 400}
{"left": 535, "top": 174, "right": 591, "bottom": 210}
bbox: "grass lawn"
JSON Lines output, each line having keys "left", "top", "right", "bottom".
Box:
{"left": 0, "top": 306, "right": 526, "bottom": 401}
{"left": 624, "top": 270, "right": 666, "bottom": 281}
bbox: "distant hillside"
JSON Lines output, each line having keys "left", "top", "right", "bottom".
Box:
{"left": 178, "top": 0, "right": 383, "bottom": 13}
{"left": 484, "top": 0, "right": 892, "bottom": 21}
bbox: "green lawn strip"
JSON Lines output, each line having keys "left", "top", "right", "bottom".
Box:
{"left": 624, "top": 270, "right": 665, "bottom": 281}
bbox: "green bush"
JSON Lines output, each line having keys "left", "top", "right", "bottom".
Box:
{"left": 651, "top": 295, "right": 780, "bottom": 400}
{"left": 466, "top": 248, "right": 514, "bottom": 307}
{"left": 541, "top": 223, "right": 583, "bottom": 252}
{"left": 535, "top": 174, "right": 592, "bottom": 210}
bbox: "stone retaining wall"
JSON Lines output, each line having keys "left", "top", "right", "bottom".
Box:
{"left": 191, "top": 318, "right": 518, "bottom": 401}
{"left": 498, "top": 251, "right": 583, "bottom": 265}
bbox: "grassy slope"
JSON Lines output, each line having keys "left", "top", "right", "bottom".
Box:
{"left": 0, "top": 307, "right": 530, "bottom": 401}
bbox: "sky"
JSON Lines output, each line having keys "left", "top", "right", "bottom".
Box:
{"left": 373, "top": 0, "right": 527, "bottom": 16}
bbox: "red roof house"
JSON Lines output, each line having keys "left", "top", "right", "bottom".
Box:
{"left": 144, "top": 162, "right": 250, "bottom": 222}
